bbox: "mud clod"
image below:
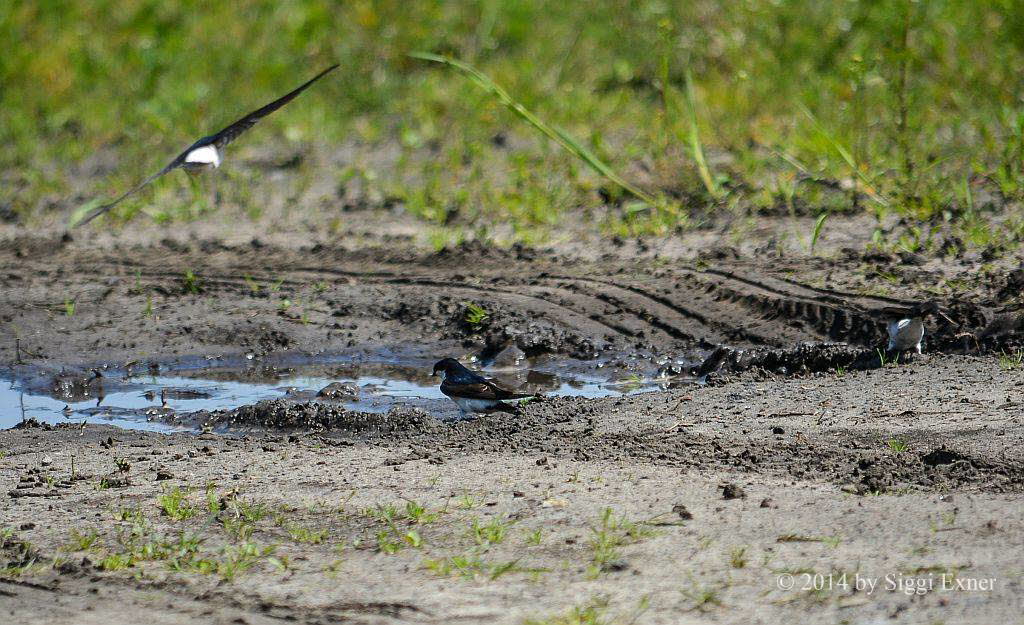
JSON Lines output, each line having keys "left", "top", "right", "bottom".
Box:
{"left": 720, "top": 483, "right": 747, "bottom": 500}
{"left": 672, "top": 503, "right": 693, "bottom": 520}
{"left": 317, "top": 382, "right": 359, "bottom": 400}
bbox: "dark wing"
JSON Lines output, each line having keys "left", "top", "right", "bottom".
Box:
{"left": 75, "top": 154, "right": 187, "bottom": 227}
{"left": 877, "top": 305, "right": 914, "bottom": 319}
{"left": 441, "top": 381, "right": 505, "bottom": 401}
{"left": 209, "top": 64, "right": 339, "bottom": 149}
{"left": 483, "top": 378, "right": 533, "bottom": 400}
{"left": 441, "top": 378, "right": 532, "bottom": 401}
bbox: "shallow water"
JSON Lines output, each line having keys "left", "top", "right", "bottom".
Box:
{"left": 1, "top": 355, "right": 691, "bottom": 432}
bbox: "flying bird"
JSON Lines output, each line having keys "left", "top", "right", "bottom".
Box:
{"left": 75, "top": 63, "right": 339, "bottom": 227}
{"left": 880, "top": 301, "right": 954, "bottom": 355}
{"left": 432, "top": 358, "right": 534, "bottom": 415}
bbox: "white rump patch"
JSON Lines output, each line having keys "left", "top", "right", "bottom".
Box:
{"left": 887, "top": 318, "right": 924, "bottom": 353}
{"left": 184, "top": 144, "right": 221, "bottom": 167}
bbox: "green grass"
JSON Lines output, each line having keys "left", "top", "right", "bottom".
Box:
{"left": 158, "top": 486, "right": 198, "bottom": 521}
{"left": 999, "top": 349, "right": 1024, "bottom": 370}
{"left": 464, "top": 302, "right": 490, "bottom": 326}
{"left": 3, "top": 1, "right": 1024, "bottom": 250}
{"left": 887, "top": 438, "right": 910, "bottom": 453}
{"left": 587, "top": 508, "right": 655, "bottom": 577}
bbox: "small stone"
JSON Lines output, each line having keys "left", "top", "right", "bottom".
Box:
{"left": 41, "top": 456, "right": 53, "bottom": 466}
{"left": 759, "top": 498, "right": 774, "bottom": 508}
{"left": 155, "top": 468, "right": 173, "bottom": 481}
{"left": 672, "top": 503, "right": 693, "bottom": 520}
{"left": 771, "top": 426, "right": 784, "bottom": 435}
{"left": 19, "top": 522, "right": 35, "bottom": 530}
{"left": 541, "top": 497, "right": 568, "bottom": 508}
{"left": 316, "top": 382, "right": 358, "bottom": 400}
{"left": 601, "top": 559, "right": 629, "bottom": 572}
{"left": 720, "top": 483, "right": 746, "bottom": 500}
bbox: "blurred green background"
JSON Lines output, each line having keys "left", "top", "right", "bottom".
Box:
{"left": 2, "top": 0, "right": 1023, "bottom": 250}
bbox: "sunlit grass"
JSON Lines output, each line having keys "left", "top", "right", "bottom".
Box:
{"left": 1, "top": 1, "right": 1023, "bottom": 250}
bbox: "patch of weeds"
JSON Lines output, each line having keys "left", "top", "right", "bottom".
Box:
{"left": 587, "top": 508, "right": 655, "bottom": 577}
{"left": 204, "top": 485, "right": 222, "bottom": 515}
{"left": 469, "top": 516, "right": 511, "bottom": 546}
{"left": 404, "top": 500, "right": 440, "bottom": 524}
{"left": 776, "top": 534, "right": 842, "bottom": 548}
{"left": 181, "top": 270, "right": 203, "bottom": 294}
{"left": 115, "top": 506, "right": 145, "bottom": 523}
{"left": 63, "top": 298, "right": 76, "bottom": 316}
{"left": 464, "top": 302, "right": 489, "bottom": 326}
{"left": 365, "top": 503, "right": 400, "bottom": 523}
{"left": 522, "top": 596, "right": 612, "bottom": 625}
{"left": 729, "top": 546, "right": 748, "bottom": 569}
{"left": 680, "top": 576, "right": 724, "bottom": 612}
{"left": 217, "top": 542, "right": 273, "bottom": 581}
{"left": 64, "top": 529, "right": 100, "bottom": 552}
{"left": 999, "top": 349, "right": 1023, "bottom": 370}
{"left": 286, "top": 524, "right": 328, "bottom": 545}
{"left": 422, "top": 553, "right": 484, "bottom": 580}
{"left": 158, "top": 486, "right": 198, "bottom": 521}
{"left": 526, "top": 528, "right": 543, "bottom": 546}
{"left": 877, "top": 349, "right": 901, "bottom": 368}
{"left": 376, "top": 530, "right": 404, "bottom": 554}
{"left": 242, "top": 275, "right": 261, "bottom": 294}
{"left": 887, "top": 439, "right": 910, "bottom": 453}
{"left": 98, "top": 552, "right": 133, "bottom": 571}
{"left": 456, "top": 493, "right": 479, "bottom": 509}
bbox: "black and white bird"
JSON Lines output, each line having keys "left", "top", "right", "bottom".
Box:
{"left": 880, "top": 302, "right": 954, "bottom": 355}
{"left": 432, "top": 358, "right": 533, "bottom": 415}
{"left": 75, "top": 63, "right": 339, "bottom": 227}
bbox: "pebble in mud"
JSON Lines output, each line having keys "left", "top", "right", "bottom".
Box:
{"left": 672, "top": 503, "right": 693, "bottom": 520}
{"left": 316, "top": 382, "right": 359, "bottom": 400}
{"left": 720, "top": 483, "right": 747, "bottom": 500}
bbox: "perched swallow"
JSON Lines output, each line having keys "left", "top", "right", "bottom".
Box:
{"left": 76, "top": 63, "right": 339, "bottom": 227}
{"left": 432, "top": 358, "right": 533, "bottom": 415}
{"left": 880, "top": 301, "right": 954, "bottom": 354}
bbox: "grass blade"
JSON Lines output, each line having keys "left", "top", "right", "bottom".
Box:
{"left": 683, "top": 71, "right": 720, "bottom": 199}
{"left": 410, "top": 52, "right": 656, "bottom": 206}
{"left": 796, "top": 102, "right": 889, "bottom": 207}
{"left": 809, "top": 212, "right": 829, "bottom": 254}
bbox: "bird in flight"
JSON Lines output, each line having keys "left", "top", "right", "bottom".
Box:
{"left": 75, "top": 63, "right": 339, "bottom": 227}
{"left": 432, "top": 358, "right": 534, "bottom": 415}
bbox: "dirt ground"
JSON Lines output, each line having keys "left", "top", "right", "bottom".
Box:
{"left": 2, "top": 217, "right": 1024, "bottom": 624}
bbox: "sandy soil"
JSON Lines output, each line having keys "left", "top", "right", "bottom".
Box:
{"left": 1, "top": 220, "right": 1023, "bottom": 623}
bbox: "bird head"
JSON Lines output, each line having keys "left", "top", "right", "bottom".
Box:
{"left": 432, "top": 358, "right": 463, "bottom": 380}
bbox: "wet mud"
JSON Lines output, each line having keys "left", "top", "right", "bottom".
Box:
{"left": 2, "top": 228, "right": 1024, "bottom": 624}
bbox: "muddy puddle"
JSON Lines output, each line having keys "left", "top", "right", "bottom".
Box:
{"left": 1, "top": 353, "right": 701, "bottom": 432}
